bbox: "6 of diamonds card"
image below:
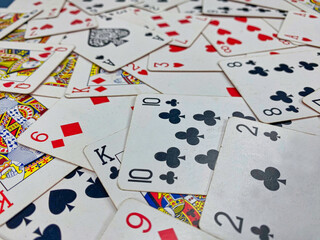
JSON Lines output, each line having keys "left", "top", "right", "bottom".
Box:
{"left": 118, "top": 94, "right": 257, "bottom": 194}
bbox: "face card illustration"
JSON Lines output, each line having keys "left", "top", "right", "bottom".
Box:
{"left": 278, "top": 11, "right": 320, "bottom": 47}
{"left": 69, "top": 0, "right": 143, "bottom": 15}
{"left": 18, "top": 96, "right": 135, "bottom": 170}
{"left": 286, "top": 0, "right": 320, "bottom": 14}
{"left": 200, "top": 117, "right": 320, "bottom": 240}
{"left": 100, "top": 199, "right": 217, "bottom": 240}
{"left": 232, "top": 0, "right": 299, "bottom": 11}
{"left": 203, "top": 17, "right": 296, "bottom": 56}
{"left": 147, "top": 34, "right": 228, "bottom": 72}
{"left": 147, "top": 13, "right": 210, "bottom": 47}
{"left": 65, "top": 56, "right": 157, "bottom": 98}
{"left": 135, "top": 0, "right": 189, "bottom": 13}
{"left": 61, "top": 15, "right": 170, "bottom": 71}
{"left": 25, "top": 2, "right": 98, "bottom": 39}
{"left": 202, "top": 0, "right": 287, "bottom": 18}
{"left": 0, "top": 93, "right": 75, "bottom": 225}
{"left": 0, "top": 41, "right": 74, "bottom": 94}
{"left": 118, "top": 94, "right": 256, "bottom": 194}
{"left": 303, "top": 88, "right": 320, "bottom": 113}
{"left": 123, "top": 56, "right": 237, "bottom": 96}
{"left": 219, "top": 51, "right": 320, "bottom": 123}
{"left": 0, "top": 9, "right": 41, "bottom": 40}
{"left": 0, "top": 168, "right": 116, "bottom": 239}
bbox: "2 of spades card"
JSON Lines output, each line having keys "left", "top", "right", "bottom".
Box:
{"left": 0, "top": 93, "right": 75, "bottom": 225}
{"left": 61, "top": 15, "right": 170, "bottom": 72}
{"left": 0, "top": 41, "right": 74, "bottom": 94}
{"left": 199, "top": 117, "right": 320, "bottom": 240}
{"left": 303, "top": 88, "right": 320, "bottom": 113}
{"left": 203, "top": 17, "right": 296, "bottom": 57}
{"left": 118, "top": 94, "right": 256, "bottom": 194}
{"left": 219, "top": 50, "right": 320, "bottom": 123}
{"left": 18, "top": 96, "right": 135, "bottom": 170}
{"left": 135, "top": 0, "right": 189, "bottom": 13}
{"left": 0, "top": 168, "right": 116, "bottom": 240}
{"left": 65, "top": 56, "right": 157, "bottom": 98}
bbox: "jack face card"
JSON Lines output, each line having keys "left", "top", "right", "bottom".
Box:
{"left": 219, "top": 50, "right": 320, "bottom": 123}
{"left": 25, "top": 2, "right": 98, "bottom": 39}
{"left": 65, "top": 56, "right": 157, "bottom": 98}
{"left": 200, "top": 117, "right": 320, "bottom": 240}
{"left": 203, "top": 17, "right": 296, "bottom": 56}
{"left": 100, "top": 199, "right": 217, "bottom": 240}
{"left": 18, "top": 96, "right": 135, "bottom": 170}
{"left": 118, "top": 94, "right": 256, "bottom": 194}
{"left": 61, "top": 15, "right": 170, "bottom": 71}
{"left": 0, "top": 93, "right": 75, "bottom": 225}
{"left": 0, "top": 41, "right": 74, "bottom": 94}
{"left": 303, "top": 88, "right": 320, "bottom": 113}
{"left": 135, "top": 0, "right": 189, "bottom": 13}
{"left": 278, "top": 11, "right": 320, "bottom": 47}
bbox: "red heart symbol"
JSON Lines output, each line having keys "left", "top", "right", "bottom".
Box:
{"left": 39, "top": 52, "right": 51, "bottom": 58}
{"left": 247, "top": 25, "right": 261, "bottom": 32}
{"left": 138, "top": 69, "right": 148, "bottom": 75}
{"left": 85, "top": 18, "right": 92, "bottom": 22}
{"left": 44, "top": 47, "right": 53, "bottom": 51}
{"left": 173, "top": 63, "right": 184, "bottom": 68}
{"left": 309, "top": 15, "right": 318, "bottom": 18}
{"left": 71, "top": 19, "right": 83, "bottom": 25}
{"left": 272, "top": 33, "right": 278, "bottom": 38}
{"left": 269, "top": 51, "right": 279, "bottom": 55}
{"left": 33, "top": 1, "right": 42, "bottom": 6}
{"left": 217, "top": 40, "right": 224, "bottom": 45}
{"left": 210, "top": 20, "right": 219, "bottom": 26}
{"left": 258, "top": 33, "right": 273, "bottom": 41}
{"left": 234, "top": 17, "right": 247, "bottom": 23}
{"left": 60, "top": 8, "right": 67, "bottom": 13}
{"left": 3, "top": 82, "right": 14, "bottom": 88}
{"left": 70, "top": 10, "right": 80, "bottom": 15}
{"left": 31, "top": 27, "right": 38, "bottom": 30}
{"left": 205, "top": 45, "right": 216, "bottom": 52}
{"left": 169, "top": 45, "right": 186, "bottom": 52}
{"left": 302, "top": 37, "right": 312, "bottom": 42}
{"left": 217, "top": 28, "right": 231, "bottom": 35}
{"left": 227, "top": 37, "right": 242, "bottom": 45}
{"left": 40, "top": 24, "right": 53, "bottom": 30}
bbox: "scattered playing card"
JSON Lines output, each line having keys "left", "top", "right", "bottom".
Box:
{"left": 135, "top": 0, "right": 189, "bottom": 13}
{"left": 286, "top": 0, "right": 320, "bottom": 14}
{"left": 303, "top": 88, "right": 320, "bottom": 113}
{"left": 232, "top": 0, "right": 299, "bottom": 11}
{"left": 177, "top": 0, "right": 203, "bottom": 15}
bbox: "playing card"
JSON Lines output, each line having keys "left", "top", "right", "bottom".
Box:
{"left": 18, "top": 96, "right": 135, "bottom": 170}
{"left": 147, "top": 34, "right": 228, "bottom": 71}
{"left": 177, "top": 0, "right": 203, "bottom": 15}
{"left": 278, "top": 11, "right": 320, "bottom": 47}
{"left": 65, "top": 56, "right": 157, "bottom": 98}
{"left": 231, "top": 0, "right": 299, "bottom": 11}
{"left": 8, "top": 0, "right": 65, "bottom": 19}
{"left": 199, "top": 117, "right": 320, "bottom": 239}
{"left": 123, "top": 56, "right": 239, "bottom": 96}
{"left": 61, "top": 15, "right": 170, "bottom": 72}
{"left": 146, "top": 12, "right": 209, "bottom": 47}
{"left": 25, "top": 2, "right": 98, "bottom": 39}
{"left": 0, "top": 93, "right": 75, "bottom": 225}
{"left": 0, "top": 41, "right": 74, "bottom": 94}
{"left": 219, "top": 50, "right": 320, "bottom": 123}
{"left": 69, "top": 0, "right": 143, "bottom": 15}
{"left": 272, "top": 116, "right": 320, "bottom": 135}
{"left": 118, "top": 94, "right": 256, "bottom": 194}
{"left": 135, "top": 0, "right": 189, "bottom": 13}
{"left": 0, "top": 168, "right": 116, "bottom": 239}
{"left": 100, "top": 199, "right": 218, "bottom": 240}
{"left": 286, "top": 0, "right": 320, "bottom": 14}
{"left": 202, "top": 0, "right": 287, "bottom": 18}
{"left": 84, "top": 128, "right": 207, "bottom": 228}
{"left": 203, "top": 17, "right": 296, "bottom": 56}
{"left": 303, "top": 88, "right": 320, "bottom": 113}
{"left": 0, "top": 9, "right": 41, "bottom": 40}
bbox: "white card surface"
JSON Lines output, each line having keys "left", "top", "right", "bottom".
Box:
{"left": 219, "top": 51, "right": 320, "bottom": 123}
{"left": 61, "top": 15, "right": 170, "bottom": 71}
{"left": 118, "top": 94, "right": 256, "bottom": 194}
{"left": 18, "top": 96, "right": 135, "bottom": 170}
{"left": 303, "top": 88, "right": 320, "bottom": 113}
{"left": 100, "top": 199, "right": 218, "bottom": 240}
{"left": 232, "top": 0, "right": 299, "bottom": 11}
{"left": 200, "top": 117, "right": 320, "bottom": 240}
{"left": 0, "top": 41, "right": 74, "bottom": 94}
{"left": 65, "top": 56, "right": 157, "bottom": 98}
{"left": 135, "top": 0, "right": 188, "bottom": 13}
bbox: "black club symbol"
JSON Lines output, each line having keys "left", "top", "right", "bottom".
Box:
{"left": 166, "top": 99, "right": 179, "bottom": 106}
{"left": 194, "top": 149, "right": 219, "bottom": 170}
{"left": 274, "top": 63, "right": 294, "bottom": 73}
{"left": 175, "top": 127, "right": 204, "bottom": 145}
{"left": 248, "top": 66, "right": 268, "bottom": 76}
{"left": 270, "top": 90, "right": 293, "bottom": 103}
{"left": 251, "top": 225, "right": 274, "bottom": 240}
{"left": 251, "top": 167, "right": 286, "bottom": 191}
{"left": 159, "top": 109, "right": 185, "bottom": 124}
{"left": 193, "top": 110, "right": 221, "bottom": 126}
{"left": 159, "top": 171, "right": 177, "bottom": 185}
{"left": 154, "top": 147, "right": 185, "bottom": 168}
{"left": 263, "top": 131, "right": 280, "bottom": 141}
{"left": 299, "top": 61, "right": 319, "bottom": 71}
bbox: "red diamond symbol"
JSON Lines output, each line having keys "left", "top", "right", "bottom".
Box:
{"left": 92, "top": 77, "right": 105, "bottom": 84}
{"left": 60, "top": 122, "right": 83, "bottom": 137}
{"left": 95, "top": 86, "right": 107, "bottom": 92}
{"left": 152, "top": 15, "right": 162, "bottom": 20}
{"left": 158, "top": 228, "right": 178, "bottom": 240}
{"left": 166, "top": 31, "right": 179, "bottom": 37}
{"left": 90, "top": 96, "right": 110, "bottom": 105}
{"left": 178, "top": 19, "right": 190, "bottom": 24}
{"left": 51, "top": 139, "right": 65, "bottom": 149}
{"left": 227, "top": 87, "right": 241, "bottom": 97}
{"left": 158, "top": 23, "right": 169, "bottom": 28}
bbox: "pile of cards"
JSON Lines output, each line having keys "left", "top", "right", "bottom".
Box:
{"left": 0, "top": 0, "right": 319, "bottom": 239}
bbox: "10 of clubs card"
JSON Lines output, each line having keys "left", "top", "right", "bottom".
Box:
{"left": 219, "top": 50, "right": 320, "bottom": 123}
{"left": 0, "top": 41, "right": 74, "bottom": 94}
{"left": 118, "top": 94, "right": 257, "bottom": 194}
{"left": 199, "top": 117, "right": 320, "bottom": 239}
